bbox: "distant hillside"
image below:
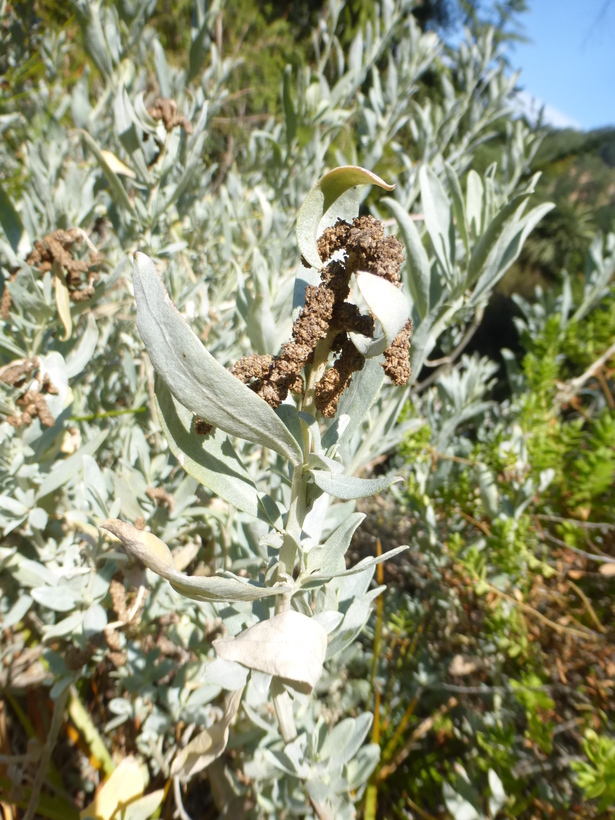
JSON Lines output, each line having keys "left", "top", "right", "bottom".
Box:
{"left": 508, "top": 126, "right": 615, "bottom": 291}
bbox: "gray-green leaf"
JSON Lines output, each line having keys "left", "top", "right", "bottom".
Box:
{"left": 310, "top": 469, "right": 400, "bottom": 500}
{"left": 132, "top": 253, "right": 303, "bottom": 466}
{"left": 155, "top": 379, "right": 265, "bottom": 520}
{"left": 383, "top": 197, "right": 430, "bottom": 319}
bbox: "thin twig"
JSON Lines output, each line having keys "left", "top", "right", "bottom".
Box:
{"left": 567, "top": 579, "right": 607, "bottom": 633}
{"left": 23, "top": 685, "right": 70, "bottom": 820}
{"left": 542, "top": 529, "right": 615, "bottom": 563}
{"left": 483, "top": 580, "right": 599, "bottom": 641}
{"left": 459, "top": 509, "right": 492, "bottom": 537}
{"left": 377, "top": 698, "right": 458, "bottom": 782}
{"left": 0, "top": 752, "right": 39, "bottom": 764}
{"left": 413, "top": 360, "right": 453, "bottom": 394}
{"left": 596, "top": 367, "right": 615, "bottom": 408}
{"left": 535, "top": 513, "right": 615, "bottom": 531}
{"left": 555, "top": 340, "right": 615, "bottom": 405}
{"left": 404, "top": 794, "right": 439, "bottom": 820}
{"left": 173, "top": 776, "right": 195, "bottom": 820}
{"left": 431, "top": 448, "right": 482, "bottom": 467}
{"left": 422, "top": 306, "right": 485, "bottom": 369}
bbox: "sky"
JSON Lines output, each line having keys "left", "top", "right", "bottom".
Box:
{"left": 509, "top": 0, "right": 615, "bottom": 131}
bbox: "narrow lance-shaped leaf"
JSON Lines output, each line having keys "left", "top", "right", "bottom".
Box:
{"left": 306, "top": 512, "right": 365, "bottom": 575}
{"left": 471, "top": 202, "right": 554, "bottom": 299}
{"left": 310, "top": 469, "right": 401, "bottom": 500}
{"left": 466, "top": 170, "right": 484, "bottom": 238}
{"left": 444, "top": 162, "right": 469, "bottom": 259}
{"left": 80, "top": 130, "right": 135, "bottom": 216}
{"left": 132, "top": 253, "right": 303, "bottom": 466}
{"left": 53, "top": 263, "right": 72, "bottom": 342}
{"left": 213, "top": 610, "right": 328, "bottom": 694}
{"left": 99, "top": 149, "right": 136, "bottom": 179}
{"left": 303, "top": 545, "right": 408, "bottom": 588}
{"left": 419, "top": 164, "right": 454, "bottom": 279}
{"left": 322, "top": 357, "right": 385, "bottom": 451}
{"left": 101, "top": 520, "right": 292, "bottom": 603}
{"left": 382, "top": 197, "right": 430, "bottom": 319}
{"left": 0, "top": 182, "right": 30, "bottom": 256}
{"left": 296, "top": 166, "right": 394, "bottom": 270}
{"left": 466, "top": 190, "right": 531, "bottom": 288}
{"left": 282, "top": 64, "right": 297, "bottom": 146}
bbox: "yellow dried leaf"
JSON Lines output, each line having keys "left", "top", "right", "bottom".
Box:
{"left": 80, "top": 757, "right": 146, "bottom": 820}
{"left": 53, "top": 260, "right": 72, "bottom": 341}
{"left": 100, "top": 150, "right": 136, "bottom": 178}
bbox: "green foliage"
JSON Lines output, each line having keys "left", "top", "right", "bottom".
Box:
{"left": 572, "top": 730, "right": 615, "bottom": 812}
{"left": 382, "top": 228, "right": 615, "bottom": 815}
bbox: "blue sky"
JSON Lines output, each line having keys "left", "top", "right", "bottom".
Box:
{"left": 509, "top": 0, "right": 615, "bottom": 131}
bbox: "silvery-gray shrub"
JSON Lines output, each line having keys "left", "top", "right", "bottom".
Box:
{"left": 0, "top": 0, "right": 554, "bottom": 816}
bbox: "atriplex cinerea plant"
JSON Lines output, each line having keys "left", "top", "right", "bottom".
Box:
{"left": 100, "top": 166, "right": 413, "bottom": 809}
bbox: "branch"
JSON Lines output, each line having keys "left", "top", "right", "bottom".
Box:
{"left": 555, "top": 340, "right": 615, "bottom": 406}
{"left": 23, "top": 685, "right": 70, "bottom": 820}
{"left": 413, "top": 307, "right": 485, "bottom": 395}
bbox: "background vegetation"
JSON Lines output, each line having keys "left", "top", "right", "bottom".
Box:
{"left": 0, "top": 0, "right": 613, "bottom": 818}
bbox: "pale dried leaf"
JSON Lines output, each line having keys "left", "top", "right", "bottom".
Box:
{"left": 101, "top": 519, "right": 291, "bottom": 603}
{"left": 296, "top": 166, "right": 394, "bottom": 270}
{"left": 449, "top": 654, "right": 480, "bottom": 677}
{"left": 100, "top": 149, "right": 137, "bottom": 178}
{"left": 349, "top": 271, "right": 410, "bottom": 358}
{"left": 213, "top": 610, "right": 327, "bottom": 693}
{"left": 171, "top": 687, "right": 243, "bottom": 779}
{"left": 101, "top": 519, "right": 176, "bottom": 578}
{"left": 53, "top": 260, "right": 72, "bottom": 341}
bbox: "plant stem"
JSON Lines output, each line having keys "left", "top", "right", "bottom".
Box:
{"left": 271, "top": 679, "right": 297, "bottom": 743}
{"left": 23, "top": 685, "right": 70, "bottom": 820}
{"left": 272, "top": 329, "right": 337, "bottom": 739}
{"left": 272, "top": 452, "right": 308, "bottom": 740}
{"left": 302, "top": 331, "right": 338, "bottom": 419}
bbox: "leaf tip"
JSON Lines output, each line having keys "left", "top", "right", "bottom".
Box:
{"left": 101, "top": 518, "right": 176, "bottom": 578}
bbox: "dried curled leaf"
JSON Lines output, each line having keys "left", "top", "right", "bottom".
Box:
{"left": 171, "top": 687, "right": 243, "bottom": 780}
{"left": 100, "top": 149, "right": 137, "bottom": 178}
{"left": 80, "top": 756, "right": 159, "bottom": 820}
{"left": 349, "top": 271, "right": 410, "bottom": 358}
{"left": 101, "top": 519, "right": 292, "bottom": 603}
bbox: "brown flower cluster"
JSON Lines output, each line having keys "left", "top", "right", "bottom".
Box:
{"left": 230, "top": 215, "right": 412, "bottom": 418}
{"left": 0, "top": 357, "right": 58, "bottom": 428}
{"left": 147, "top": 97, "right": 193, "bottom": 134}
{"left": 27, "top": 228, "right": 103, "bottom": 299}
{"left": 1, "top": 228, "right": 103, "bottom": 320}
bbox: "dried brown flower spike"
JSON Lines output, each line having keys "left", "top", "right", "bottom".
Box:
{"left": 232, "top": 214, "right": 412, "bottom": 417}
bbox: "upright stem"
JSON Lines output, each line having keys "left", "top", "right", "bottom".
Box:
{"left": 275, "top": 465, "right": 306, "bottom": 615}
{"left": 272, "top": 334, "right": 337, "bottom": 739}
{"left": 272, "top": 330, "right": 339, "bottom": 741}
{"left": 272, "top": 464, "right": 306, "bottom": 742}
{"left": 302, "top": 331, "right": 338, "bottom": 418}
